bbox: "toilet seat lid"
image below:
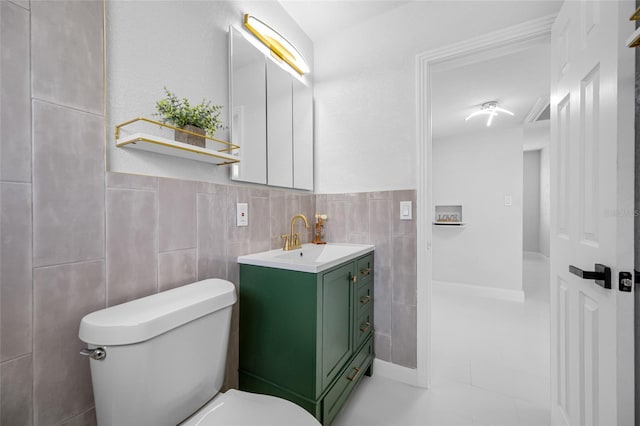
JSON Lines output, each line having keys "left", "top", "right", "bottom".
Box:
{"left": 182, "top": 389, "right": 320, "bottom": 426}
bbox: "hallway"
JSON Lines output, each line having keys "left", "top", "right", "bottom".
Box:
{"left": 333, "top": 253, "right": 550, "bottom": 425}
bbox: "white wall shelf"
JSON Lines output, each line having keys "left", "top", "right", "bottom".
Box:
{"left": 433, "top": 222, "right": 467, "bottom": 227}
{"left": 434, "top": 204, "right": 463, "bottom": 224}
{"left": 115, "top": 117, "right": 240, "bottom": 166}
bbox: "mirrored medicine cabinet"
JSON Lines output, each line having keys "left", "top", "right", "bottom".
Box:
{"left": 229, "top": 26, "right": 313, "bottom": 191}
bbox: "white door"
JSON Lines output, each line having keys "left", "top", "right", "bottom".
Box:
{"left": 550, "top": 1, "right": 635, "bottom": 425}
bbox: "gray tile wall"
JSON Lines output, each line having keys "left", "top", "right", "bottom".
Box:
{"left": 316, "top": 189, "right": 418, "bottom": 368}
{"left": 0, "top": 1, "right": 417, "bottom": 424}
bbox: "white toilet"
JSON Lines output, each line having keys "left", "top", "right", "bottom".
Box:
{"left": 78, "top": 279, "right": 320, "bottom": 426}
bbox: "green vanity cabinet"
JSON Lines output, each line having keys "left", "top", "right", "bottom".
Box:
{"left": 239, "top": 251, "right": 374, "bottom": 425}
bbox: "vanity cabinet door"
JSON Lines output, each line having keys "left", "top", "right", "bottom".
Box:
{"left": 320, "top": 262, "right": 354, "bottom": 390}
{"left": 266, "top": 60, "right": 293, "bottom": 188}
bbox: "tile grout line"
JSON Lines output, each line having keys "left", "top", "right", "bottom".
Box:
{"left": 28, "top": 2, "right": 35, "bottom": 422}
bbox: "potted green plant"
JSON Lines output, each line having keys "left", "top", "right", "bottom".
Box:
{"left": 155, "top": 87, "right": 224, "bottom": 148}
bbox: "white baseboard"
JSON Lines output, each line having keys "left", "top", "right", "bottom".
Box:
{"left": 373, "top": 358, "right": 420, "bottom": 387}
{"left": 432, "top": 280, "right": 525, "bottom": 303}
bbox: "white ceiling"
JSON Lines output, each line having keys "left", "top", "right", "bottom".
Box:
{"left": 431, "top": 40, "right": 551, "bottom": 140}
{"left": 279, "top": 0, "right": 412, "bottom": 43}
{"left": 278, "top": 0, "right": 557, "bottom": 140}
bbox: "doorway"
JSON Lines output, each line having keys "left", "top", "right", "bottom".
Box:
{"left": 415, "top": 15, "right": 556, "bottom": 388}
{"left": 425, "top": 35, "right": 552, "bottom": 418}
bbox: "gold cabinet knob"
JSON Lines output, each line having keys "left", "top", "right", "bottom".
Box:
{"left": 359, "top": 321, "right": 372, "bottom": 333}
{"left": 360, "top": 295, "right": 371, "bottom": 305}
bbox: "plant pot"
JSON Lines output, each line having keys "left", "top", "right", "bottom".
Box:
{"left": 175, "top": 124, "right": 206, "bottom": 148}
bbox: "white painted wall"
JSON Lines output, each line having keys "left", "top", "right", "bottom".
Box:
{"left": 523, "top": 150, "right": 541, "bottom": 253}
{"left": 106, "top": 0, "right": 313, "bottom": 184}
{"left": 432, "top": 128, "right": 523, "bottom": 292}
{"left": 312, "top": 1, "right": 561, "bottom": 193}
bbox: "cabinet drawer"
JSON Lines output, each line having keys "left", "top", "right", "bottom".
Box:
{"left": 356, "top": 307, "right": 373, "bottom": 349}
{"left": 356, "top": 254, "right": 373, "bottom": 284}
{"left": 356, "top": 282, "right": 373, "bottom": 318}
{"left": 323, "top": 337, "right": 373, "bottom": 425}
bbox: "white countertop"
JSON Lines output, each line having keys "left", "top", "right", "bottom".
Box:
{"left": 237, "top": 243, "right": 374, "bottom": 273}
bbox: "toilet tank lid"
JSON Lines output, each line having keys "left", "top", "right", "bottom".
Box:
{"left": 78, "top": 279, "right": 237, "bottom": 346}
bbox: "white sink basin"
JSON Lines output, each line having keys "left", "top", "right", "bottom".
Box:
{"left": 237, "top": 243, "right": 374, "bottom": 273}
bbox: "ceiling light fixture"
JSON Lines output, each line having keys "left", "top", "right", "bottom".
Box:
{"left": 243, "top": 14, "right": 310, "bottom": 76}
{"left": 465, "top": 102, "right": 514, "bottom": 127}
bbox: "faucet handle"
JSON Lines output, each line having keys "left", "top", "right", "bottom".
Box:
{"left": 281, "top": 234, "right": 291, "bottom": 251}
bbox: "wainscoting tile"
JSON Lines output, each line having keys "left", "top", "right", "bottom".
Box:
{"left": 107, "top": 188, "right": 157, "bottom": 306}
{"left": 346, "top": 192, "right": 369, "bottom": 235}
{"left": 33, "top": 260, "right": 105, "bottom": 425}
{"left": 59, "top": 408, "right": 97, "bottom": 426}
{"left": 249, "top": 187, "right": 270, "bottom": 199}
{"left": 325, "top": 199, "right": 347, "bottom": 243}
{"left": 31, "top": 0, "right": 103, "bottom": 114}
{"left": 369, "top": 199, "right": 393, "bottom": 271}
{"left": 196, "top": 181, "right": 229, "bottom": 195}
{"left": 327, "top": 194, "right": 346, "bottom": 202}
{"left": 227, "top": 240, "right": 250, "bottom": 289}
{"left": 1, "top": 355, "right": 33, "bottom": 426}
{"left": 107, "top": 172, "right": 158, "bottom": 191}
{"left": 373, "top": 266, "right": 392, "bottom": 335}
{"left": 299, "top": 194, "right": 315, "bottom": 244}
{"left": 391, "top": 235, "right": 417, "bottom": 306}
{"left": 33, "top": 101, "right": 105, "bottom": 267}
{"left": 8, "top": 0, "right": 30, "bottom": 10}
{"left": 197, "top": 193, "right": 227, "bottom": 281}
{"left": 368, "top": 191, "right": 392, "bottom": 200}
{"left": 391, "top": 303, "right": 417, "bottom": 368}
{"left": 1, "top": 1, "right": 31, "bottom": 183}
{"left": 222, "top": 330, "right": 239, "bottom": 392}
{"left": 158, "top": 249, "right": 197, "bottom": 292}
{"left": 315, "top": 194, "right": 327, "bottom": 215}
{"left": 158, "top": 178, "right": 197, "bottom": 252}
{"left": 249, "top": 195, "right": 271, "bottom": 248}
{"left": 374, "top": 333, "right": 391, "bottom": 362}
{"left": 348, "top": 233, "right": 370, "bottom": 244}
{"left": 0, "top": 183, "right": 32, "bottom": 361}
{"left": 284, "top": 193, "right": 301, "bottom": 221}
{"left": 269, "top": 190, "right": 285, "bottom": 249}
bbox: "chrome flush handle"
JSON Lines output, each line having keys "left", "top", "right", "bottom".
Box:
{"left": 80, "top": 347, "right": 107, "bottom": 361}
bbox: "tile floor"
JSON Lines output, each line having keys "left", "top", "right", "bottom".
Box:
{"left": 333, "top": 253, "right": 550, "bottom": 426}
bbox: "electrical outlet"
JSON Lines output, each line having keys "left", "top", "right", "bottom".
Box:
{"left": 237, "top": 203, "right": 248, "bottom": 226}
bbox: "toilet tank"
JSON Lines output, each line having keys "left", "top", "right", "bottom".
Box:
{"left": 79, "top": 279, "right": 237, "bottom": 426}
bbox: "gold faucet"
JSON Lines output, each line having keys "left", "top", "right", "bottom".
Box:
{"left": 281, "top": 214, "right": 310, "bottom": 251}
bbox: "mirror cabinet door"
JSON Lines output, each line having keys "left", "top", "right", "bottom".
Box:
{"left": 266, "top": 60, "right": 293, "bottom": 188}
{"left": 230, "top": 27, "right": 267, "bottom": 184}
{"left": 293, "top": 79, "right": 313, "bottom": 191}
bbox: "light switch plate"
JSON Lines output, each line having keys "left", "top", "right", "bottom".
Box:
{"left": 237, "top": 203, "right": 248, "bottom": 226}
{"left": 504, "top": 196, "right": 512, "bottom": 207}
{"left": 400, "top": 201, "right": 412, "bottom": 220}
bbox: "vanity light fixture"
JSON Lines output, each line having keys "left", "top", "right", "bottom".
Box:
{"left": 243, "top": 14, "right": 310, "bottom": 75}
{"left": 465, "top": 101, "right": 514, "bottom": 127}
